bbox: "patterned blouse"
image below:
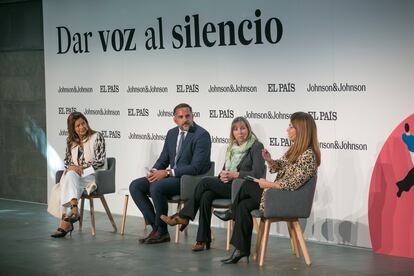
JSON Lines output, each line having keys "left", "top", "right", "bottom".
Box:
{"left": 260, "top": 147, "right": 317, "bottom": 209}
{"left": 64, "top": 132, "right": 106, "bottom": 170}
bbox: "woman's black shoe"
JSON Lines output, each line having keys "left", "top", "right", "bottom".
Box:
{"left": 221, "top": 249, "right": 249, "bottom": 264}
{"left": 220, "top": 248, "right": 237, "bottom": 262}
{"left": 213, "top": 210, "right": 233, "bottom": 221}
{"left": 51, "top": 224, "right": 74, "bottom": 238}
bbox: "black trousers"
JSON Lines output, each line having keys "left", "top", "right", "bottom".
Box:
{"left": 230, "top": 180, "right": 263, "bottom": 254}
{"left": 180, "top": 176, "right": 231, "bottom": 243}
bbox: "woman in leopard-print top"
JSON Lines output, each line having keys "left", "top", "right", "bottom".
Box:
{"left": 215, "top": 111, "right": 321, "bottom": 264}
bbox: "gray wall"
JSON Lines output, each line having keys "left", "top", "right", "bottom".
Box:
{"left": 0, "top": 0, "right": 46, "bottom": 203}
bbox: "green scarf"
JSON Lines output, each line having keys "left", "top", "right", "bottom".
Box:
{"left": 224, "top": 134, "right": 257, "bottom": 171}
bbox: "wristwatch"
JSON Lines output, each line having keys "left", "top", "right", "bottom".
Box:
{"left": 166, "top": 169, "right": 171, "bottom": 177}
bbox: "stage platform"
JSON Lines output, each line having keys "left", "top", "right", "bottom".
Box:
{"left": 1, "top": 198, "right": 413, "bottom": 275}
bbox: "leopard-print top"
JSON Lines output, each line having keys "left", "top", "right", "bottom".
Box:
{"left": 260, "top": 147, "right": 317, "bottom": 209}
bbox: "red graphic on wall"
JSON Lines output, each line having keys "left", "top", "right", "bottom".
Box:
{"left": 369, "top": 114, "right": 414, "bottom": 258}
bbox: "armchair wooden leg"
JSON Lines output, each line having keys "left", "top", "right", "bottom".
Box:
{"left": 226, "top": 220, "right": 231, "bottom": 251}
{"left": 252, "top": 216, "right": 259, "bottom": 233}
{"left": 253, "top": 219, "right": 265, "bottom": 261}
{"left": 287, "top": 221, "right": 300, "bottom": 257}
{"left": 259, "top": 220, "right": 271, "bottom": 267}
{"left": 292, "top": 221, "right": 311, "bottom": 266}
{"left": 175, "top": 202, "right": 182, "bottom": 243}
{"left": 100, "top": 196, "right": 117, "bottom": 233}
{"left": 210, "top": 207, "right": 215, "bottom": 241}
{"left": 89, "top": 198, "right": 96, "bottom": 236}
{"left": 121, "top": 194, "right": 128, "bottom": 235}
{"left": 79, "top": 197, "right": 85, "bottom": 231}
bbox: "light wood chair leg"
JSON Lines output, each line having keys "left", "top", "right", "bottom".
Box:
{"left": 79, "top": 197, "right": 85, "bottom": 230}
{"left": 210, "top": 207, "right": 215, "bottom": 241}
{"left": 175, "top": 202, "right": 182, "bottom": 243}
{"left": 121, "top": 194, "right": 128, "bottom": 235}
{"left": 293, "top": 221, "right": 311, "bottom": 266}
{"left": 259, "top": 220, "right": 270, "bottom": 266}
{"left": 254, "top": 219, "right": 265, "bottom": 261}
{"left": 183, "top": 203, "right": 188, "bottom": 237}
{"left": 100, "top": 196, "right": 117, "bottom": 232}
{"left": 226, "top": 220, "right": 232, "bottom": 251}
{"left": 252, "top": 216, "right": 259, "bottom": 233}
{"left": 287, "top": 221, "right": 300, "bottom": 257}
{"left": 211, "top": 228, "right": 215, "bottom": 240}
{"left": 144, "top": 217, "right": 149, "bottom": 231}
{"left": 89, "top": 198, "right": 96, "bottom": 236}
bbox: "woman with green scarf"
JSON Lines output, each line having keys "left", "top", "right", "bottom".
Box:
{"left": 161, "top": 117, "right": 265, "bottom": 251}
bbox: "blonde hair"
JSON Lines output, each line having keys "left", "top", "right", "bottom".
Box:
{"left": 285, "top": 112, "right": 321, "bottom": 166}
{"left": 229, "top": 117, "right": 255, "bottom": 144}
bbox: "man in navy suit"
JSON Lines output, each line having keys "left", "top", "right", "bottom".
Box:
{"left": 129, "top": 103, "right": 212, "bottom": 244}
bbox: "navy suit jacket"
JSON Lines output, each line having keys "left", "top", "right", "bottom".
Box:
{"left": 153, "top": 123, "right": 211, "bottom": 177}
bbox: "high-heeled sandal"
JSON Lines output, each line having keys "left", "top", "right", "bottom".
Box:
{"left": 63, "top": 204, "right": 80, "bottom": 223}
{"left": 51, "top": 223, "right": 74, "bottom": 238}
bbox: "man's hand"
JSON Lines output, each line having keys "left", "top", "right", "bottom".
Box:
{"left": 147, "top": 170, "right": 169, "bottom": 183}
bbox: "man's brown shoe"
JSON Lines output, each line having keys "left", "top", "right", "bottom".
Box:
{"left": 139, "top": 230, "right": 156, "bottom": 244}
{"left": 145, "top": 232, "right": 171, "bottom": 244}
{"left": 191, "top": 241, "right": 211, "bottom": 252}
{"left": 161, "top": 214, "right": 189, "bottom": 230}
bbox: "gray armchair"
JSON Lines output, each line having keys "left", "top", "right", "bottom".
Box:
{"left": 252, "top": 175, "right": 317, "bottom": 266}
{"left": 168, "top": 161, "right": 215, "bottom": 243}
{"left": 56, "top": 157, "right": 117, "bottom": 236}
{"left": 211, "top": 167, "right": 266, "bottom": 251}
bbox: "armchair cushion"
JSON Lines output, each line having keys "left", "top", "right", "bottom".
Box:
{"left": 259, "top": 175, "right": 317, "bottom": 219}
{"left": 211, "top": 198, "right": 231, "bottom": 208}
{"left": 179, "top": 161, "right": 215, "bottom": 201}
{"left": 95, "top": 157, "right": 116, "bottom": 194}
{"left": 55, "top": 157, "right": 116, "bottom": 196}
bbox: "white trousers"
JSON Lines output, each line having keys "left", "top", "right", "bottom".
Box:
{"left": 60, "top": 170, "right": 95, "bottom": 214}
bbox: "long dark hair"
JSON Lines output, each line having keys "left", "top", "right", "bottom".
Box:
{"left": 66, "top": 112, "right": 96, "bottom": 149}
{"left": 285, "top": 112, "right": 321, "bottom": 166}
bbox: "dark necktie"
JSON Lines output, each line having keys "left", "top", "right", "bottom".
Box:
{"left": 174, "top": 131, "right": 185, "bottom": 168}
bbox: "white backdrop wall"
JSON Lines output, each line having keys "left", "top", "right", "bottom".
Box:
{"left": 43, "top": 0, "right": 414, "bottom": 248}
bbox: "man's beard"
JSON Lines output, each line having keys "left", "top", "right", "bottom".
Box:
{"left": 180, "top": 122, "right": 193, "bottom": 131}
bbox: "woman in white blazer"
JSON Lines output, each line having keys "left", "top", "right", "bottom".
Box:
{"left": 50, "top": 112, "right": 106, "bottom": 238}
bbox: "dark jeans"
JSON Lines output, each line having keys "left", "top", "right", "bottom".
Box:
{"left": 180, "top": 176, "right": 231, "bottom": 243}
{"left": 129, "top": 176, "right": 180, "bottom": 235}
{"left": 230, "top": 180, "right": 263, "bottom": 254}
